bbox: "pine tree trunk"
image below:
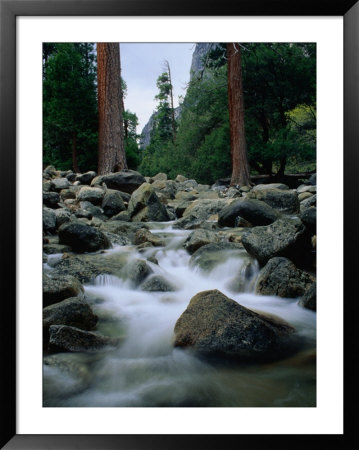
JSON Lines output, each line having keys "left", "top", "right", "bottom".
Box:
{"left": 72, "top": 131, "right": 80, "bottom": 173}
{"left": 97, "top": 43, "right": 127, "bottom": 175}
{"left": 227, "top": 43, "right": 251, "bottom": 187}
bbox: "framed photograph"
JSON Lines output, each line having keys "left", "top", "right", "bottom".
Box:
{"left": 1, "top": 0, "right": 357, "bottom": 448}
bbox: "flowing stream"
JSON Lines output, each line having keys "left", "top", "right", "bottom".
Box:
{"left": 43, "top": 222, "right": 316, "bottom": 407}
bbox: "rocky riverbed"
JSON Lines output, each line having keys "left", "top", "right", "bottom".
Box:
{"left": 43, "top": 166, "right": 317, "bottom": 407}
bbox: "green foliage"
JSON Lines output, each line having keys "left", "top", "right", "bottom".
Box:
{"left": 139, "top": 69, "right": 177, "bottom": 175}
{"left": 43, "top": 43, "right": 98, "bottom": 172}
{"left": 140, "top": 43, "right": 316, "bottom": 182}
{"left": 123, "top": 109, "right": 141, "bottom": 169}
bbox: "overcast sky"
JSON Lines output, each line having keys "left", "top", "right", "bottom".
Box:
{"left": 120, "top": 43, "right": 195, "bottom": 134}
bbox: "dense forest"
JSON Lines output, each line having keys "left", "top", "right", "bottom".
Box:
{"left": 43, "top": 42, "right": 316, "bottom": 184}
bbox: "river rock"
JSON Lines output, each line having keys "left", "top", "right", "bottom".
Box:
{"left": 182, "top": 199, "right": 228, "bottom": 222}
{"left": 76, "top": 186, "right": 105, "bottom": 205}
{"left": 48, "top": 325, "right": 118, "bottom": 352}
{"left": 173, "top": 289, "right": 296, "bottom": 362}
{"left": 76, "top": 171, "right": 97, "bottom": 185}
{"left": 43, "top": 273, "right": 84, "bottom": 307}
{"left": 51, "top": 177, "right": 71, "bottom": 191}
{"left": 300, "top": 207, "right": 316, "bottom": 229}
{"left": 298, "top": 282, "right": 316, "bottom": 311}
{"left": 183, "top": 229, "right": 220, "bottom": 254}
{"left": 51, "top": 252, "right": 129, "bottom": 283}
{"left": 189, "top": 242, "right": 245, "bottom": 272}
{"left": 121, "top": 259, "right": 153, "bottom": 286}
{"left": 133, "top": 228, "right": 165, "bottom": 247}
{"left": 43, "top": 243, "right": 72, "bottom": 254}
{"left": 140, "top": 275, "right": 178, "bottom": 292}
{"left": 175, "top": 174, "right": 187, "bottom": 183}
{"left": 43, "top": 191, "right": 61, "bottom": 208}
{"left": 78, "top": 201, "right": 107, "bottom": 220}
{"left": 218, "top": 198, "right": 280, "bottom": 227}
{"left": 255, "top": 257, "right": 314, "bottom": 298}
{"left": 252, "top": 183, "right": 289, "bottom": 191}
{"left": 175, "top": 191, "right": 198, "bottom": 202}
{"left": 91, "top": 169, "right": 145, "bottom": 194}
{"left": 66, "top": 172, "right": 77, "bottom": 182}
{"left": 241, "top": 217, "right": 306, "bottom": 265}
{"left": 308, "top": 173, "right": 316, "bottom": 185}
{"left": 54, "top": 208, "right": 72, "bottom": 228}
{"left": 43, "top": 297, "right": 98, "bottom": 345}
{"left": 59, "top": 221, "right": 110, "bottom": 253}
{"left": 151, "top": 179, "right": 177, "bottom": 200}
{"left": 127, "top": 183, "right": 170, "bottom": 222}
{"left": 101, "top": 189, "right": 126, "bottom": 217}
{"left": 62, "top": 187, "right": 79, "bottom": 200}
{"left": 297, "top": 185, "right": 316, "bottom": 194}
{"left": 300, "top": 194, "right": 317, "bottom": 211}
{"left": 44, "top": 165, "right": 58, "bottom": 178}
{"left": 298, "top": 191, "right": 313, "bottom": 202}
{"left": 246, "top": 188, "right": 299, "bottom": 213}
{"left": 43, "top": 207, "right": 57, "bottom": 233}
{"left": 99, "top": 220, "right": 147, "bottom": 243}
{"left": 151, "top": 172, "right": 168, "bottom": 182}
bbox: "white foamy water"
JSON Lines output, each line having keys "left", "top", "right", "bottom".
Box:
{"left": 43, "top": 224, "right": 316, "bottom": 407}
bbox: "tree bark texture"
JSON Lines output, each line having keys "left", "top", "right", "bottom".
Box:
{"left": 97, "top": 43, "right": 127, "bottom": 175}
{"left": 227, "top": 43, "right": 251, "bottom": 186}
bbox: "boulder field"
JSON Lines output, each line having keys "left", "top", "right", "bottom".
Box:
{"left": 43, "top": 166, "right": 317, "bottom": 361}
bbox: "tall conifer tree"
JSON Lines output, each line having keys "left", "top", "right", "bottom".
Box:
{"left": 97, "top": 43, "right": 127, "bottom": 174}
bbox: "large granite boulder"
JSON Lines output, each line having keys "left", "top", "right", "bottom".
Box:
{"left": 91, "top": 169, "right": 145, "bottom": 194}
{"left": 246, "top": 188, "right": 299, "bottom": 214}
{"left": 241, "top": 217, "right": 306, "bottom": 265}
{"left": 218, "top": 198, "right": 280, "bottom": 228}
{"left": 255, "top": 257, "right": 314, "bottom": 298}
{"left": 173, "top": 289, "right": 296, "bottom": 362}
{"left": 58, "top": 221, "right": 110, "bottom": 253}
{"left": 48, "top": 325, "right": 118, "bottom": 352}
{"left": 43, "top": 273, "right": 84, "bottom": 307}
{"left": 127, "top": 183, "right": 170, "bottom": 222}
{"left": 101, "top": 189, "right": 126, "bottom": 217}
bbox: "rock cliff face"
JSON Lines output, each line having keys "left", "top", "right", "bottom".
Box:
{"left": 189, "top": 43, "right": 219, "bottom": 81}
{"left": 140, "top": 43, "right": 218, "bottom": 149}
{"left": 139, "top": 106, "right": 182, "bottom": 149}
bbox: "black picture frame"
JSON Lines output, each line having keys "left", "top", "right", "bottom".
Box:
{"left": 1, "top": 0, "right": 357, "bottom": 448}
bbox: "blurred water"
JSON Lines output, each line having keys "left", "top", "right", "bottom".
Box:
{"left": 43, "top": 224, "right": 316, "bottom": 407}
